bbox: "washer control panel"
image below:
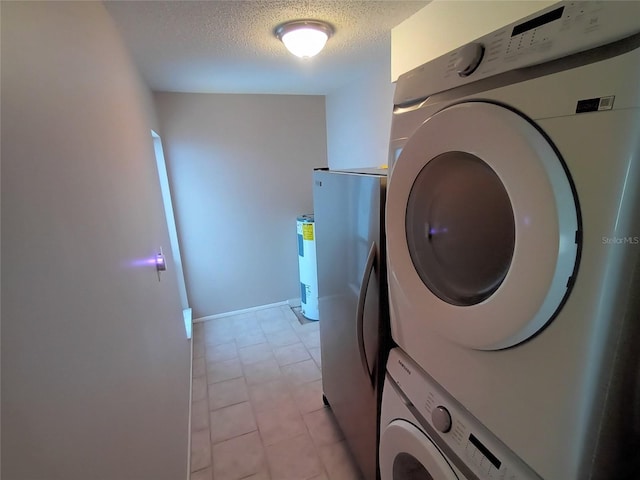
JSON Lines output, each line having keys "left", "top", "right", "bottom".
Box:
{"left": 387, "top": 348, "right": 542, "bottom": 480}
{"left": 395, "top": 0, "right": 640, "bottom": 105}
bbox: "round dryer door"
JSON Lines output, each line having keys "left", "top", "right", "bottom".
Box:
{"left": 386, "top": 101, "right": 580, "bottom": 350}
{"left": 380, "top": 420, "right": 459, "bottom": 480}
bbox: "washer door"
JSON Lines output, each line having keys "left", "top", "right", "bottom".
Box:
{"left": 386, "top": 102, "right": 579, "bottom": 350}
{"left": 380, "top": 420, "right": 459, "bottom": 480}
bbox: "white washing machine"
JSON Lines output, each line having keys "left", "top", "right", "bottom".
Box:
{"left": 381, "top": 348, "right": 541, "bottom": 480}
{"left": 386, "top": 2, "right": 640, "bottom": 479}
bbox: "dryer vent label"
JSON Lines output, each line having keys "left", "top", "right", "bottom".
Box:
{"left": 576, "top": 96, "right": 615, "bottom": 113}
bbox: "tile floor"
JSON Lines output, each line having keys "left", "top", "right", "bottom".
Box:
{"left": 190, "top": 304, "right": 364, "bottom": 480}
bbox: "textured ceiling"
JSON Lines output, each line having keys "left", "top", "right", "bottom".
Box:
{"left": 104, "top": 1, "right": 429, "bottom": 95}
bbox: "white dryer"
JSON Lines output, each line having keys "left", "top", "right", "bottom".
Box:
{"left": 386, "top": 2, "right": 640, "bottom": 479}
{"left": 381, "top": 348, "right": 540, "bottom": 480}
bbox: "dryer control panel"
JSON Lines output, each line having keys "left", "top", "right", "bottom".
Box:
{"left": 387, "top": 348, "right": 542, "bottom": 480}
{"left": 395, "top": 0, "right": 640, "bottom": 105}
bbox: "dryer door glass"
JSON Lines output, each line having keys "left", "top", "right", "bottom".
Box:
{"left": 406, "top": 151, "right": 515, "bottom": 306}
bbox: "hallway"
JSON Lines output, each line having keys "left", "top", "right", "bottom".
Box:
{"left": 190, "top": 305, "right": 363, "bottom": 480}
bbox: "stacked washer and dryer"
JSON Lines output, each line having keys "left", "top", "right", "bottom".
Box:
{"left": 382, "top": 2, "right": 640, "bottom": 480}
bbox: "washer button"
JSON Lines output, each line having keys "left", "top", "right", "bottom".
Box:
{"left": 432, "top": 405, "right": 452, "bottom": 433}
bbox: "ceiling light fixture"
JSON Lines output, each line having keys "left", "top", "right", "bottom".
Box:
{"left": 275, "top": 20, "right": 334, "bottom": 58}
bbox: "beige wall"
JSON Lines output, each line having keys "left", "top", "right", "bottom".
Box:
{"left": 154, "top": 93, "right": 328, "bottom": 318}
{"left": 325, "top": 38, "right": 395, "bottom": 170}
{"left": 391, "top": 0, "right": 556, "bottom": 80}
{"left": 1, "top": 2, "right": 190, "bottom": 479}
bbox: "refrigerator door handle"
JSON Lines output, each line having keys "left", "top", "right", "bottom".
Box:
{"left": 356, "top": 241, "right": 376, "bottom": 387}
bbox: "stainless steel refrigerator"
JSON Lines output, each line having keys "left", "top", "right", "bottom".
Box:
{"left": 313, "top": 168, "right": 390, "bottom": 480}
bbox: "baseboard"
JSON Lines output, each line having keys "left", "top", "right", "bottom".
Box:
{"left": 183, "top": 308, "right": 193, "bottom": 339}
{"left": 193, "top": 300, "right": 290, "bottom": 323}
{"left": 287, "top": 297, "right": 301, "bottom": 308}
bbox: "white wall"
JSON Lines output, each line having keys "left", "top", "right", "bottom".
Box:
{"left": 325, "top": 38, "right": 395, "bottom": 170}
{"left": 1, "top": 3, "right": 190, "bottom": 479}
{"left": 154, "top": 93, "right": 328, "bottom": 318}
{"left": 391, "top": 0, "right": 556, "bottom": 80}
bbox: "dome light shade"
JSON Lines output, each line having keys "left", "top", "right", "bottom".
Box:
{"left": 275, "top": 20, "right": 334, "bottom": 58}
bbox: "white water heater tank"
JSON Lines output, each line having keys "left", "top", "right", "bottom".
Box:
{"left": 297, "top": 215, "right": 319, "bottom": 321}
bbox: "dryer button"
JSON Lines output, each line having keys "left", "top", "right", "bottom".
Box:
{"left": 432, "top": 405, "right": 452, "bottom": 433}
{"left": 455, "top": 43, "right": 484, "bottom": 77}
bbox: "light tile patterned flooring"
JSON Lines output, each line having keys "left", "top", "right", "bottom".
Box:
{"left": 190, "top": 305, "right": 364, "bottom": 480}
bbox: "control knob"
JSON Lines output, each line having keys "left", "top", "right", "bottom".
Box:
{"left": 455, "top": 43, "right": 484, "bottom": 77}
{"left": 432, "top": 405, "right": 452, "bottom": 433}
